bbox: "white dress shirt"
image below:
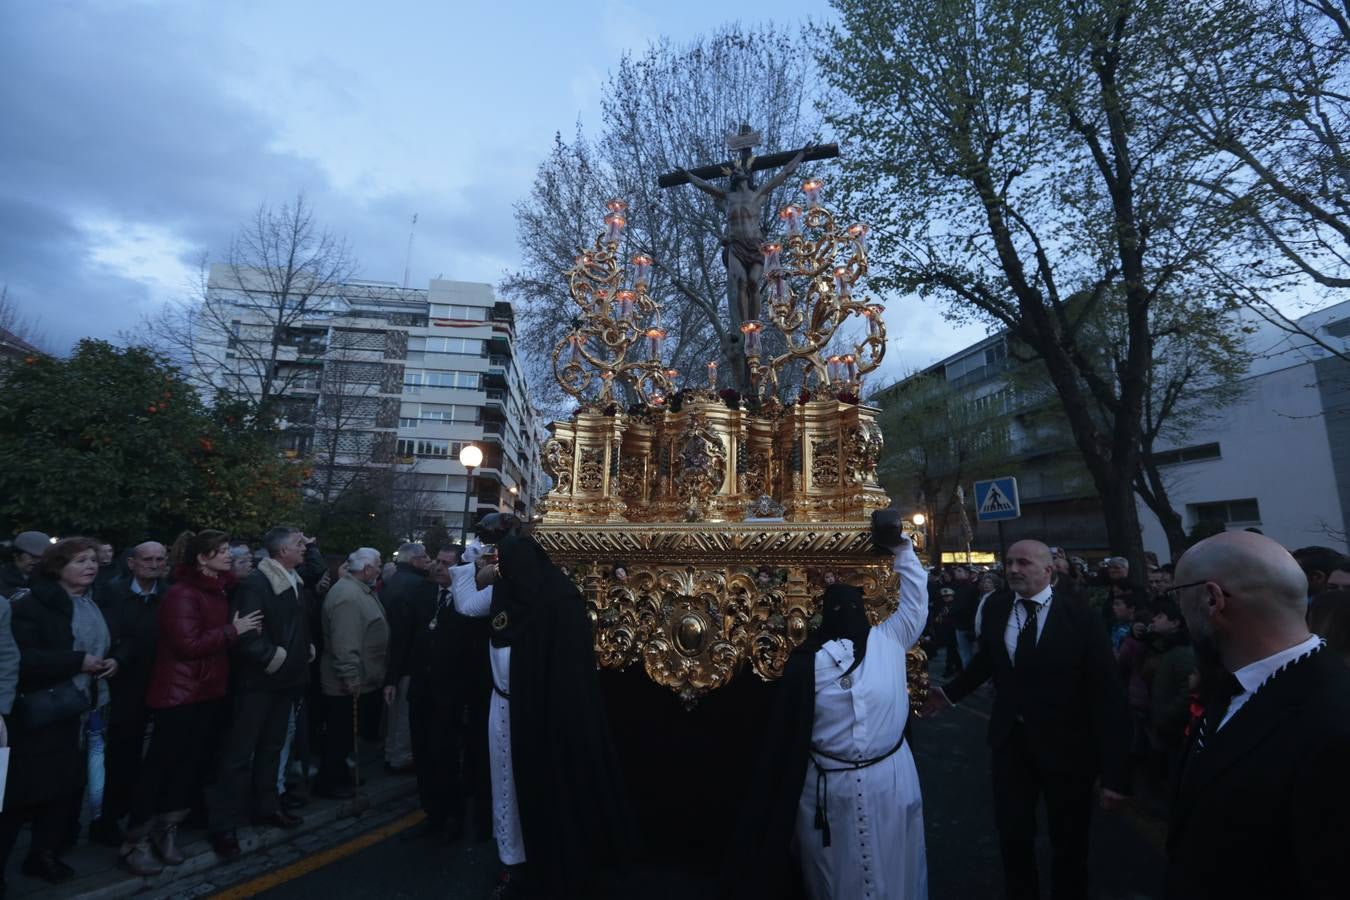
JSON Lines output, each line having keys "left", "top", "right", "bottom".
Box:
{"left": 1002, "top": 584, "right": 1053, "bottom": 664}
{"left": 1217, "top": 634, "right": 1322, "bottom": 730}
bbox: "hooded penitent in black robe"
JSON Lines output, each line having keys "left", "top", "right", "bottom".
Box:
{"left": 489, "top": 533, "right": 632, "bottom": 897}
{"left": 719, "top": 584, "right": 874, "bottom": 900}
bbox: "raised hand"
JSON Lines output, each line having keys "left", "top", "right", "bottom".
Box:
{"left": 920, "top": 690, "right": 951, "bottom": 719}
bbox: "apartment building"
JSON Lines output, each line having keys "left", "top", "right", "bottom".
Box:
{"left": 202, "top": 267, "right": 545, "bottom": 542}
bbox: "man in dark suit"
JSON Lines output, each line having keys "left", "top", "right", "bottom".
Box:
{"left": 922, "top": 539, "right": 1130, "bottom": 900}
{"left": 1166, "top": 531, "right": 1350, "bottom": 899}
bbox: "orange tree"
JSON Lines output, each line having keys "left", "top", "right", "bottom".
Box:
{"left": 0, "top": 341, "right": 302, "bottom": 546}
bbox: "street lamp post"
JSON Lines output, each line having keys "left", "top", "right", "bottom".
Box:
{"left": 458, "top": 443, "right": 484, "bottom": 552}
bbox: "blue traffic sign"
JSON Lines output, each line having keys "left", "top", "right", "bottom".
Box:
{"left": 974, "top": 477, "right": 1021, "bottom": 521}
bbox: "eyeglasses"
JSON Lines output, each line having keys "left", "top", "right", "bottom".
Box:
{"left": 1162, "top": 580, "right": 1229, "bottom": 602}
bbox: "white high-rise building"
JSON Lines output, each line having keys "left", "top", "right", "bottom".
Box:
{"left": 200, "top": 267, "right": 546, "bottom": 542}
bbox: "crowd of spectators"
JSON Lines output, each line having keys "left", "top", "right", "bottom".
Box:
{"left": 919, "top": 541, "right": 1350, "bottom": 808}
{"left": 0, "top": 526, "right": 483, "bottom": 892}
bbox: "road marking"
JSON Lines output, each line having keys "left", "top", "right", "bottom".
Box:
{"left": 208, "top": 810, "right": 426, "bottom": 898}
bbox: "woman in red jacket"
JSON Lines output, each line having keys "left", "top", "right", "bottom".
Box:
{"left": 117, "top": 530, "right": 262, "bottom": 875}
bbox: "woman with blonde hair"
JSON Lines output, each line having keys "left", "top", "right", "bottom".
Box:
{"left": 117, "top": 530, "right": 262, "bottom": 875}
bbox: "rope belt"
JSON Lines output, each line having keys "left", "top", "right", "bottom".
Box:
{"left": 493, "top": 681, "right": 511, "bottom": 701}
{"left": 810, "top": 731, "right": 907, "bottom": 847}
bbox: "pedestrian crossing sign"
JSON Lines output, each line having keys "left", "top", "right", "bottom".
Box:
{"left": 974, "top": 477, "right": 1021, "bottom": 521}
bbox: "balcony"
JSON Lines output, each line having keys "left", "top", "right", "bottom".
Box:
{"left": 491, "top": 301, "right": 514, "bottom": 324}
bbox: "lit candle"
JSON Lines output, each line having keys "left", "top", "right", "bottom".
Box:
{"left": 844, "top": 354, "right": 858, "bottom": 381}
{"left": 569, "top": 335, "right": 583, "bottom": 365}
{"left": 739, "top": 321, "right": 762, "bottom": 357}
{"left": 651, "top": 391, "right": 665, "bottom": 407}
{"left": 645, "top": 325, "right": 666, "bottom": 360}
{"left": 605, "top": 198, "right": 629, "bottom": 214}
{"left": 847, "top": 223, "right": 869, "bottom": 252}
{"left": 802, "top": 178, "right": 824, "bottom": 206}
{"left": 833, "top": 266, "right": 851, "bottom": 298}
{"left": 760, "top": 241, "right": 783, "bottom": 274}
{"left": 768, "top": 273, "right": 787, "bottom": 304}
{"left": 779, "top": 205, "right": 802, "bottom": 237}
{"left": 707, "top": 360, "right": 718, "bottom": 389}
{"left": 631, "top": 254, "right": 652, "bottom": 287}
{"left": 827, "top": 354, "right": 843, "bottom": 382}
{"left": 866, "top": 306, "right": 883, "bottom": 336}
{"left": 604, "top": 212, "right": 626, "bottom": 243}
{"left": 617, "top": 289, "right": 636, "bottom": 320}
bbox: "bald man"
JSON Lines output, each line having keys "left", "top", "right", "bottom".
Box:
{"left": 1165, "top": 531, "right": 1350, "bottom": 899}
{"left": 93, "top": 541, "right": 169, "bottom": 845}
{"left": 922, "top": 539, "right": 1130, "bottom": 900}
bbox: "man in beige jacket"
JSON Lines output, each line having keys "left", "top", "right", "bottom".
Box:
{"left": 315, "top": 547, "right": 389, "bottom": 798}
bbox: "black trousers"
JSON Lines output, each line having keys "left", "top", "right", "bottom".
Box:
{"left": 208, "top": 690, "right": 292, "bottom": 831}
{"left": 102, "top": 710, "right": 149, "bottom": 823}
{"left": 408, "top": 679, "right": 465, "bottom": 826}
{"left": 316, "top": 691, "right": 382, "bottom": 789}
{"left": 991, "top": 723, "right": 1096, "bottom": 900}
{"left": 0, "top": 789, "right": 83, "bottom": 868}
{"left": 128, "top": 700, "right": 224, "bottom": 828}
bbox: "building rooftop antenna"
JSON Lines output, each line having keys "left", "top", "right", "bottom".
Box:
{"left": 402, "top": 213, "right": 418, "bottom": 289}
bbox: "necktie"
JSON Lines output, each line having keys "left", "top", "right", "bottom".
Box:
{"left": 437, "top": 587, "right": 451, "bottom": 610}
{"left": 1194, "top": 672, "right": 1244, "bottom": 752}
{"left": 1014, "top": 597, "right": 1039, "bottom": 667}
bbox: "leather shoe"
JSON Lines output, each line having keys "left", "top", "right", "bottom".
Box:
{"left": 252, "top": 811, "right": 304, "bottom": 829}
{"left": 209, "top": 831, "right": 242, "bottom": 860}
{"left": 21, "top": 853, "right": 75, "bottom": 884}
{"left": 280, "top": 791, "right": 310, "bottom": 811}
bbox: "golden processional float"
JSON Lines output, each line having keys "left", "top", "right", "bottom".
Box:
{"left": 531, "top": 166, "right": 929, "bottom": 712}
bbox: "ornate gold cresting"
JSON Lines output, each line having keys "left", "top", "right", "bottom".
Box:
{"left": 536, "top": 177, "right": 927, "bottom": 708}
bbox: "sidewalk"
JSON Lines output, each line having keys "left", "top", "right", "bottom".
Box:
{"left": 7, "top": 762, "right": 418, "bottom": 900}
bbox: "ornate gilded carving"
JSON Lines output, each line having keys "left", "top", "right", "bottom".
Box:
{"left": 845, "top": 423, "right": 882, "bottom": 483}
{"left": 577, "top": 448, "right": 606, "bottom": 493}
{"left": 810, "top": 437, "right": 839, "bottom": 487}
{"left": 672, "top": 413, "right": 727, "bottom": 521}
{"left": 538, "top": 522, "right": 928, "bottom": 709}
{"left": 542, "top": 437, "right": 573, "bottom": 493}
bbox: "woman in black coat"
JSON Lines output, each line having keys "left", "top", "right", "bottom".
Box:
{"left": 0, "top": 537, "right": 119, "bottom": 888}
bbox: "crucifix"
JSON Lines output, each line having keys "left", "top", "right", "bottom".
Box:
{"left": 660, "top": 124, "right": 840, "bottom": 389}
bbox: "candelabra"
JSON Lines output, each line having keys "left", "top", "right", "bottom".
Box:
{"left": 749, "top": 177, "right": 887, "bottom": 401}
{"left": 551, "top": 200, "right": 675, "bottom": 409}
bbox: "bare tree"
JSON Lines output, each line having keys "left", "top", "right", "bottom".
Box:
{"left": 503, "top": 25, "right": 826, "bottom": 411}
{"left": 137, "top": 194, "right": 358, "bottom": 419}
{"left": 306, "top": 332, "right": 391, "bottom": 529}
{"left": 0, "top": 284, "right": 50, "bottom": 358}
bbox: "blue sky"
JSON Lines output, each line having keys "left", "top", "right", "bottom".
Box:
{"left": 0, "top": 0, "right": 990, "bottom": 382}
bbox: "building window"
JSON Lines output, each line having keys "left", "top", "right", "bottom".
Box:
{"left": 1188, "top": 498, "right": 1261, "bottom": 526}
{"left": 429, "top": 303, "right": 488, "bottom": 321}
{"left": 396, "top": 438, "right": 451, "bottom": 458}
{"left": 1153, "top": 442, "right": 1222, "bottom": 467}
{"left": 402, "top": 370, "right": 481, "bottom": 391}
{"left": 1325, "top": 316, "right": 1350, "bottom": 338}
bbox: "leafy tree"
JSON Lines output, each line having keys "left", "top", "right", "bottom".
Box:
{"left": 1164, "top": 0, "right": 1350, "bottom": 361}
{"left": 819, "top": 0, "right": 1247, "bottom": 575}
{"left": 873, "top": 371, "right": 1011, "bottom": 564}
{"left": 0, "top": 341, "right": 302, "bottom": 547}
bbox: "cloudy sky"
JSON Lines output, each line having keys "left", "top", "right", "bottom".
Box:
{"left": 1, "top": 0, "right": 990, "bottom": 382}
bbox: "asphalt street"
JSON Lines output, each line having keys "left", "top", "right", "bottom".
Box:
{"left": 239, "top": 680, "right": 1166, "bottom": 900}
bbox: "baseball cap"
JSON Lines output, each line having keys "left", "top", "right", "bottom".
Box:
{"left": 12, "top": 531, "right": 51, "bottom": 556}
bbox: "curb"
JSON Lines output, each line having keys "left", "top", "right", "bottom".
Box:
{"left": 22, "top": 777, "right": 418, "bottom": 900}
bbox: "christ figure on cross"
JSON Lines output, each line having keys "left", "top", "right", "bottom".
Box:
{"left": 677, "top": 142, "right": 813, "bottom": 327}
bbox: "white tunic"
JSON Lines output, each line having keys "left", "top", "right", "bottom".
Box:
{"left": 450, "top": 563, "right": 526, "bottom": 865}
{"left": 795, "top": 543, "right": 930, "bottom": 900}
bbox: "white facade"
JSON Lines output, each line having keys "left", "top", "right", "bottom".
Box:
{"left": 1137, "top": 302, "right": 1350, "bottom": 556}
{"left": 201, "top": 268, "right": 546, "bottom": 541}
